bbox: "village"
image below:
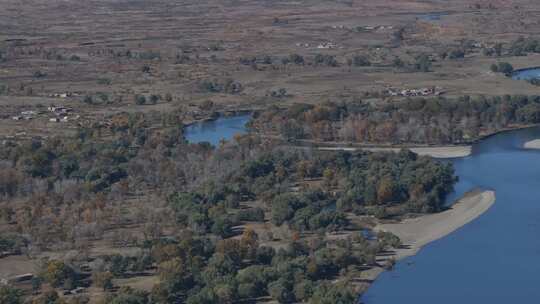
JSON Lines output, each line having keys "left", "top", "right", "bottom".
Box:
{"left": 386, "top": 86, "right": 445, "bottom": 97}
{"left": 11, "top": 105, "right": 79, "bottom": 123}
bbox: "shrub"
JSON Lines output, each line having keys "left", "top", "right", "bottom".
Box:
{"left": 0, "top": 285, "right": 22, "bottom": 304}
{"left": 497, "top": 62, "right": 514, "bottom": 75}
{"left": 135, "top": 95, "right": 147, "bottom": 105}
{"left": 448, "top": 49, "right": 465, "bottom": 59}
{"left": 351, "top": 55, "right": 371, "bottom": 67}
{"left": 33, "top": 70, "right": 47, "bottom": 78}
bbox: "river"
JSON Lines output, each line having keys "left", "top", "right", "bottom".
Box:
{"left": 417, "top": 12, "right": 449, "bottom": 22}
{"left": 512, "top": 67, "right": 540, "bottom": 80}
{"left": 362, "top": 126, "right": 540, "bottom": 303}
{"left": 184, "top": 116, "right": 540, "bottom": 302}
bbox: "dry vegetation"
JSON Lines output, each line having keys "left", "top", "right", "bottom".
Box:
{"left": 2, "top": 0, "right": 540, "bottom": 139}
{"left": 2, "top": 0, "right": 540, "bottom": 303}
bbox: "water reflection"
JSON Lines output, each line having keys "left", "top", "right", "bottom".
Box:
{"left": 184, "top": 114, "right": 251, "bottom": 146}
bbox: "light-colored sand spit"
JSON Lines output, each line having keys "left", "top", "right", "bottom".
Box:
{"left": 376, "top": 190, "right": 496, "bottom": 260}
{"left": 318, "top": 145, "right": 472, "bottom": 158}
{"left": 524, "top": 139, "right": 540, "bottom": 149}
{"left": 355, "top": 190, "right": 495, "bottom": 292}
{"left": 409, "top": 146, "right": 472, "bottom": 158}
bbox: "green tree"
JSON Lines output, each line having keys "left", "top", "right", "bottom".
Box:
{"left": 33, "top": 70, "right": 47, "bottom": 78}
{"left": 214, "top": 283, "right": 236, "bottom": 303}
{"left": 93, "top": 271, "right": 114, "bottom": 291}
{"left": 0, "top": 286, "right": 22, "bottom": 304}
{"left": 271, "top": 194, "right": 301, "bottom": 225}
{"left": 186, "top": 287, "right": 217, "bottom": 304}
{"left": 109, "top": 255, "right": 129, "bottom": 276}
{"left": 41, "top": 260, "right": 74, "bottom": 287}
{"left": 31, "top": 277, "right": 42, "bottom": 294}
{"left": 108, "top": 287, "right": 148, "bottom": 304}
{"left": 289, "top": 54, "right": 305, "bottom": 65}
{"left": 33, "top": 290, "right": 66, "bottom": 304}
{"left": 448, "top": 49, "right": 465, "bottom": 59}
{"left": 392, "top": 57, "right": 405, "bottom": 69}
{"left": 352, "top": 55, "right": 371, "bottom": 67}
{"left": 309, "top": 282, "right": 355, "bottom": 304}
{"left": 497, "top": 62, "right": 514, "bottom": 76}
{"left": 149, "top": 94, "right": 160, "bottom": 105}
{"left": 377, "top": 231, "right": 402, "bottom": 250}
{"left": 376, "top": 176, "right": 397, "bottom": 204}
{"left": 268, "top": 278, "right": 294, "bottom": 303}
{"left": 494, "top": 43, "right": 503, "bottom": 56}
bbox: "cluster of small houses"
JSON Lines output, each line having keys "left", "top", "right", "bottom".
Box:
{"left": 295, "top": 42, "right": 339, "bottom": 49}
{"left": 387, "top": 87, "right": 444, "bottom": 97}
{"left": 12, "top": 105, "right": 79, "bottom": 123}
{"left": 358, "top": 25, "right": 395, "bottom": 31}
{"left": 49, "top": 92, "right": 81, "bottom": 98}
{"left": 329, "top": 24, "right": 395, "bottom": 32}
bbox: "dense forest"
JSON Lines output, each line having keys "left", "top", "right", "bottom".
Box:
{"left": 0, "top": 110, "right": 456, "bottom": 303}
{"left": 250, "top": 94, "right": 540, "bottom": 144}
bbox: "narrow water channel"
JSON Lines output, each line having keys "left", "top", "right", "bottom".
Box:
{"left": 512, "top": 67, "right": 540, "bottom": 81}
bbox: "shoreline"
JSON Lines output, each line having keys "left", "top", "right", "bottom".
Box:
{"left": 182, "top": 111, "right": 253, "bottom": 127}
{"left": 357, "top": 190, "right": 496, "bottom": 294}
{"left": 376, "top": 190, "right": 495, "bottom": 260}
{"left": 472, "top": 124, "right": 540, "bottom": 144}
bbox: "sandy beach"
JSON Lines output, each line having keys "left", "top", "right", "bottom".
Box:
{"left": 318, "top": 145, "right": 472, "bottom": 158}
{"left": 376, "top": 190, "right": 496, "bottom": 260}
{"left": 524, "top": 139, "right": 540, "bottom": 149}
{"left": 356, "top": 190, "right": 496, "bottom": 291}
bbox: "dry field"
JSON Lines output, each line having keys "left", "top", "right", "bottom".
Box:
{"left": 1, "top": 0, "right": 540, "bottom": 138}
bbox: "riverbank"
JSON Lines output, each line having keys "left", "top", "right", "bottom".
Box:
{"left": 318, "top": 145, "right": 472, "bottom": 158}
{"left": 356, "top": 190, "right": 495, "bottom": 293}
{"left": 524, "top": 139, "right": 540, "bottom": 149}
{"left": 377, "top": 190, "right": 495, "bottom": 259}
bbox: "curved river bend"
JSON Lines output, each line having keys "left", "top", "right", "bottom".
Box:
{"left": 184, "top": 117, "right": 540, "bottom": 303}
{"left": 363, "top": 126, "right": 540, "bottom": 303}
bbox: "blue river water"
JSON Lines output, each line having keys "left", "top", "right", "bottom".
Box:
{"left": 362, "top": 126, "right": 540, "bottom": 303}
{"left": 184, "top": 114, "right": 251, "bottom": 146}
{"left": 512, "top": 68, "right": 540, "bottom": 80}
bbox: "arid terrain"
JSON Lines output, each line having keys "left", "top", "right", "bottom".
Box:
{"left": 2, "top": 0, "right": 540, "bottom": 139}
